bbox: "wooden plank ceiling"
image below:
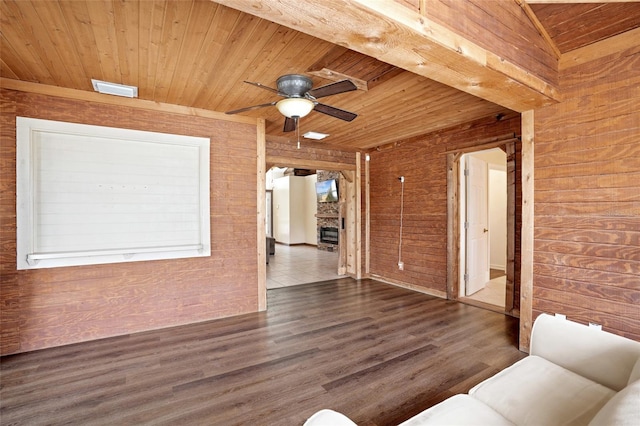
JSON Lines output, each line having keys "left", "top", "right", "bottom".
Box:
{"left": 529, "top": 2, "right": 640, "bottom": 54}
{"left": 1, "top": 0, "right": 638, "bottom": 150}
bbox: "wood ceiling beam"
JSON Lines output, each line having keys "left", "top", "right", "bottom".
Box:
{"left": 213, "top": 0, "right": 560, "bottom": 112}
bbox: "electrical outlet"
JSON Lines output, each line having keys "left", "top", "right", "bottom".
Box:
{"left": 398, "top": 261, "right": 404, "bottom": 270}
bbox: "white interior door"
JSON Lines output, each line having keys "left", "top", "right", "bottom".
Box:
{"left": 466, "top": 155, "right": 489, "bottom": 295}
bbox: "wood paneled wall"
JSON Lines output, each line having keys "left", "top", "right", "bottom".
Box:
{"left": 398, "top": 0, "right": 558, "bottom": 86}
{"left": 366, "top": 113, "right": 521, "bottom": 297}
{"left": 0, "top": 88, "right": 260, "bottom": 355}
{"left": 533, "top": 45, "right": 640, "bottom": 340}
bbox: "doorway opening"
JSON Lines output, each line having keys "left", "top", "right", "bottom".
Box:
{"left": 265, "top": 166, "right": 357, "bottom": 289}
{"left": 446, "top": 139, "right": 518, "bottom": 317}
{"left": 459, "top": 149, "right": 507, "bottom": 309}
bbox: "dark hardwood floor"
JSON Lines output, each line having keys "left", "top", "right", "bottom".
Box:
{"left": 0, "top": 278, "right": 526, "bottom": 426}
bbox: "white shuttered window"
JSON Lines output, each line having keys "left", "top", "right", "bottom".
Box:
{"left": 16, "top": 117, "right": 210, "bottom": 270}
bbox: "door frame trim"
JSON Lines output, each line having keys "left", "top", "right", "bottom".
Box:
{"left": 446, "top": 141, "right": 517, "bottom": 316}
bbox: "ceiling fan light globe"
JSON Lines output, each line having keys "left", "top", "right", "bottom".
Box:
{"left": 276, "top": 98, "right": 314, "bottom": 118}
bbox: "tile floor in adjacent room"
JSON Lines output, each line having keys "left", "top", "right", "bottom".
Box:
{"left": 465, "top": 274, "right": 507, "bottom": 307}
{"left": 267, "top": 245, "right": 507, "bottom": 308}
{"left": 266, "top": 244, "right": 345, "bottom": 289}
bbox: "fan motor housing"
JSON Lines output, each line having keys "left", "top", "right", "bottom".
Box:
{"left": 277, "top": 74, "right": 313, "bottom": 97}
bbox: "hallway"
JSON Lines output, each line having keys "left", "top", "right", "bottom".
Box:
{"left": 266, "top": 244, "right": 344, "bottom": 289}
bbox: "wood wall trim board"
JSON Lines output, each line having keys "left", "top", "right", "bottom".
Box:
{"left": 257, "top": 118, "right": 267, "bottom": 311}
{"left": 365, "top": 154, "right": 371, "bottom": 276}
{"left": 369, "top": 274, "right": 447, "bottom": 299}
{"left": 506, "top": 142, "right": 517, "bottom": 314}
{"left": 446, "top": 153, "right": 459, "bottom": 300}
{"left": 213, "top": 0, "right": 560, "bottom": 112}
{"left": 265, "top": 156, "right": 357, "bottom": 171}
{"left": 338, "top": 177, "right": 347, "bottom": 276}
{"left": 265, "top": 135, "right": 361, "bottom": 153}
{"left": 559, "top": 27, "right": 640, "bottom": 70}
{"left": 0, "top": 78, "right": 257, "bottom": 125}
{"left": 355, "top": 152, "right": 362, "bottom": 279}
{"left": 443, "top": 137, "right": 519, "bottom": 155}
{"left": 519, "top": 110, "right": 534, "bottom": 353}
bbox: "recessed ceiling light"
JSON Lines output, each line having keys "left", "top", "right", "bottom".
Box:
{"left": 91, "top": 79, "right": 138, "bottom": 98}
{"left": 303, "top": 131, "right": 329, "bottom": 140}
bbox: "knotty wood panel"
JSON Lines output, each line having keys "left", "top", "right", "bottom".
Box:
{"left": 0, "top": 88, "right": 260, "bottom": 355}
{"left": 366, "top": 113, "right": 521, "bottom": 297}
{"left": 0, "top": 279, "right": 526, "bottom": 425}
{"left": 532, "top": 44, "right": 640, "bottom": 340}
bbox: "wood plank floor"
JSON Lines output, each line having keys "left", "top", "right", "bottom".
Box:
{"left": 0, "top": 278, "right": 526, "bottom": 426}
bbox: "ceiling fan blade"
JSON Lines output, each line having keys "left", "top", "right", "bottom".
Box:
{"left": 307, "top": 80, "right": 357, "bottom": 99}
{"left": 244, "top": 81, "right": 283, "bottom": 95}
{"left": 283, "top": 116, "right": 297, "bottom": 132}
{"left": 225, "top": 101, "right": 277, "bottom": 115}
{"left": 313, "top": 103, "right": 357, "bottom": 122}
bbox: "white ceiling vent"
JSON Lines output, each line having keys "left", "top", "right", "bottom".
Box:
{"left": 91, "top": 79, "right": 138, "bottom": 98}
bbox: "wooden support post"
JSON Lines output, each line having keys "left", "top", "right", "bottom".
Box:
{"left": 505, "top": 141, "right": 516, "bottom": 314}
{"left": 257, "top": 119, "right": 267, "bottom": 311}
{"left": 520, "top": 111, "right": 534, "bottom": 352}
{"left": 365, "top": 153, "right": 371, "bottom": 277}
{"left": 355, "top": 152, "right": 362, "bottom": 279}
{"left": 446, "top": 152, "right": 460, "bottom": 300}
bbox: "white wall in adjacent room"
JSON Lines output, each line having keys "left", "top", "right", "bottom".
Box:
{"left": 489, "top": 167, "right": 507, "bottom": 270}
{"left": 272, "top": 174, "right": 317, "bottom": 245}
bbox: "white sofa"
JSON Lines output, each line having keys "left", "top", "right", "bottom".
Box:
{"left": 305, "top": 314, "right": 640, "bottom": 426}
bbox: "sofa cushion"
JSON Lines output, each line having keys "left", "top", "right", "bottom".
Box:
{"left": 589, "top": 379, "right": 640, "bottom": 426}
{"left": 303, "top": 409, "right": 357, "bottom": 426}
{"left": 398, "top": 394, "right": 513, "bottom": 426}
{"left": 628, "top": 357, "right": 640, "bottom": 386}
{"left": 469, "top": 355, "right": 616, "bottom": 425}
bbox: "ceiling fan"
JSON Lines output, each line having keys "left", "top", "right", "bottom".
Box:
{"left": 225, "top": 74, "right": 358, "bottom": 132}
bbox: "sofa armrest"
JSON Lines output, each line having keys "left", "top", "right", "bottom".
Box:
{"left": 531, "top": 314, "right": 640, "bottom": 391}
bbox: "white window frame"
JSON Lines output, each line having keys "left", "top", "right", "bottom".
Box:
{"left": 16, "top": 117, "right": 211, "bottom": 270}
